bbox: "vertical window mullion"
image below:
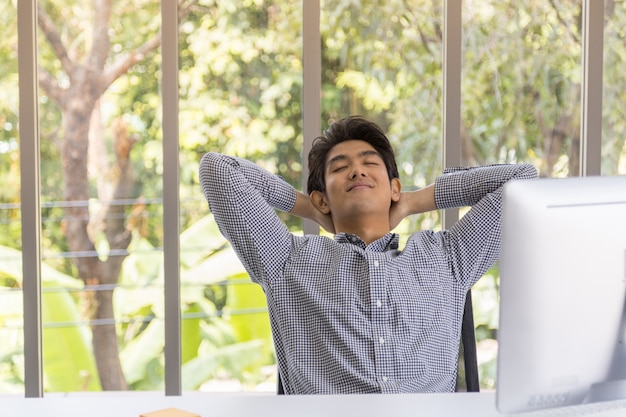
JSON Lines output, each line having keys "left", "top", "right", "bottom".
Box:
{"left": 161, "top": 0, "right": 181, "bottom": 396}
{"left": 580, "top": 0, "right": 604, "bottom": 177}
{"left": 442, "top": 0, "right": 462, "bottom": 226}
{"left": 444, "top": 0, "right": 480, "bottom": 393}
{"left": 302, "top": 0, "right": 321, "bottom": 236}
{"left": 18, "top": 0, "right": 43, "bottom": 398}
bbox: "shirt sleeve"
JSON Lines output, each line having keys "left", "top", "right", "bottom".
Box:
{"left": 199, "top": 152, "right": 297, "bottom": 285}
{"left": 434, "top": 164, "right": 538, "bottom": 289}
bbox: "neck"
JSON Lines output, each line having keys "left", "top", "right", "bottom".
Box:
{"left": 333, "top": 213, "right": 391, "bottom": 245}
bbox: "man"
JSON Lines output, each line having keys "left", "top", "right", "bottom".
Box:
{"left": 199, "top": 115, "right": 537, "bottom": 394}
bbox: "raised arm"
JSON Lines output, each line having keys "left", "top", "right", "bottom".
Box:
{"left": 199, "top": 152, "right": 298, "bottom": 284}
{"left": 433, "top": 163, "right": 538, "bottom": 289}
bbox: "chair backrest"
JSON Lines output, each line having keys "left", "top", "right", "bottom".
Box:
{"left": 276, "top": 292, "right": 479, "bottom": 394}
{"left": 460, "top": 290, "right": 479, "bottom": 392}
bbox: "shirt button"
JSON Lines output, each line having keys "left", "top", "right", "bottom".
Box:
{"left": 382, "top": 376, "right": 388, "bottom": 382}
{"left": 376, "top": 300, "right": 382, "bottom": 308}
{"left": 373, "top": 260, "right": 380, "bottom": 267}
{"left": 379, "top": 337, "right": 385, "bottom": 345}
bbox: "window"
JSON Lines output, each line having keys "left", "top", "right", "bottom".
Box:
{"left": 36, "top": 0, "right": 165, "bottom": 392}
{"left": 3, "top": 0, "right": 617, "bottom": 396}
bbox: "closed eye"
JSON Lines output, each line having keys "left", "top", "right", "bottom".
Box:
{"left": 363, "top": 159, "right": 381, "bottom": 166}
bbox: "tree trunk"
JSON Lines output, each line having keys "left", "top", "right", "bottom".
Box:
{"left": 61, "top": 97, "right": 131, "bottom": 390}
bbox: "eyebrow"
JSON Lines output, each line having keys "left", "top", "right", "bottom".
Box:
{"left": 326, "top": 149, "right": 382, "bottom": 169}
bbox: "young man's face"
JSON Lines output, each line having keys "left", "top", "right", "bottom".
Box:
{"left": 318, "top": 139, "right": 400, "bottom": 220}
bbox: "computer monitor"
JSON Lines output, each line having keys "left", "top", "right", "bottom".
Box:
{"left": 496, "top": 175, "right": 626, "bottom": 414}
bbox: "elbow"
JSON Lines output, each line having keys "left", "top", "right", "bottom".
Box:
{"left": 199, "top": 152, "right": 232, "bottom": 182}
{"left": 199, "top": 152, "right": 229, "bottom": 202}
{"left": 517, "top": 164, "right": 539, "bottom": 180}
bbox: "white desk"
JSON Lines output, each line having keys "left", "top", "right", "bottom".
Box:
{"left": 3, "top": 392, "right": 626, "bottom": 417}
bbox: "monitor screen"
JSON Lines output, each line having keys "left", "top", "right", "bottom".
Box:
{"left": 496, "top": 175, "right": 626, "bottom": 414}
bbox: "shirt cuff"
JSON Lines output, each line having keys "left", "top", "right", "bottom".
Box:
{"left": 434, "top": 167, "right": 470, "bottom": 209}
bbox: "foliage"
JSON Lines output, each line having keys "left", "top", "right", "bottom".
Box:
{"left": 0, "top": 245, "right": 100, "bottom": 392}
{"left": 1, "top": 0, "right": 625, "bottom": 393}
{"left": 0, "top": 214, "right": 274, "bottom": 392}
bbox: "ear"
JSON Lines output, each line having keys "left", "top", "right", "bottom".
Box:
{"left": 310, "top": 190, "right": 331, "bottom": 214}
{"left": 390, "top": 178, "right": 402, "bottom": 203}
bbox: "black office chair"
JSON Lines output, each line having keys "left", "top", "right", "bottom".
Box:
{"left": 276, "top": 292, "right": 479, "bottom": 394}
{"left": 460, "top": 290, "right": 480, "bottom": 392}
{"left": 277, "top": 369, "right": 285, "bottom": 395}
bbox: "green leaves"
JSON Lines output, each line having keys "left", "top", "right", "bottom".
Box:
{"left": 0, "top": 245, "right": 101, "bottom": 392}
{"left": 0, "top": 210, "right": 276, "bottom": 392}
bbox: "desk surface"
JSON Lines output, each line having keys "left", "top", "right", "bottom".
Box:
{"left": 3, "top": 391, "right": 626, "bottom": 417}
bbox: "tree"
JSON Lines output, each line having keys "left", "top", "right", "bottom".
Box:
{"left": 35, "top": 0, "right": 197, "bottom": 390}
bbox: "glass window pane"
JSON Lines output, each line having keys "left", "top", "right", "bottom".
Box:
{"left": 462, "top": 0, "right": 582, "bottom": 177}
{"left": 462, "top": 0, "right": 582, "bottom": 390}
{"left": 180, "top": 1, "right": 303, "bottom": 392}
{"left": 602, "top": 0, "right": 626, "bottom": 175}
{"left": 0, "top": 0, "right": 23, "bottom": 395}
{"left": 322, "top": 0, "right": 444, "bottom": 189}
{"left": 37, "top": 0, "right": 164, "bottom": 392}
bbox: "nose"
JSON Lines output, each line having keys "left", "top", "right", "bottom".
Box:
{"left": 350, "top": 163, "right": 367, "bottom": 179}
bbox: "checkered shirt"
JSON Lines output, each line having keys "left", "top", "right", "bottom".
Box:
{"left": 199, "top": 152, "right": 537, "bottom": 394}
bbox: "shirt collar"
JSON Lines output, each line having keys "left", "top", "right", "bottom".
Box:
{"left": 334, "top": 232, "right": 399, "bottom": 251}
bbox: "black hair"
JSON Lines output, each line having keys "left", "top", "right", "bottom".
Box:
{"left": 307, "top": 116, "right": 399, "bottom": 194}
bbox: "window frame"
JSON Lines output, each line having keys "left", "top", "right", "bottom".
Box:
{"left": 17, "top": 0, "right": 604, "bottom": 397}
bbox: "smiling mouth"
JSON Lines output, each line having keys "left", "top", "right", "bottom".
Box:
{"left": 348, "top": 183, "right": 372, "bottom": 191}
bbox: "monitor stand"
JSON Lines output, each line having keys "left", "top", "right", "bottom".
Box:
{"left": 586, "top": 298, "right": 626, "bottom": 404}
{"left": 586, "top": 380, "right": 626, "bottom": 403}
